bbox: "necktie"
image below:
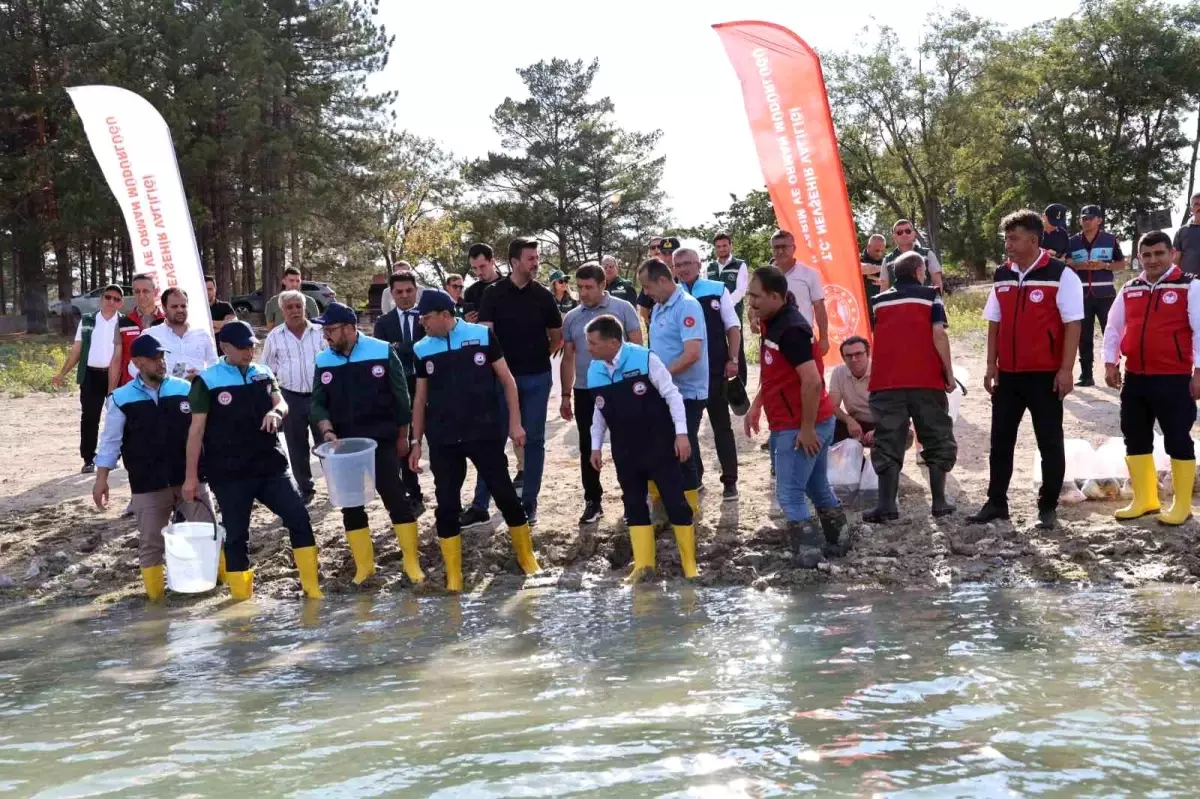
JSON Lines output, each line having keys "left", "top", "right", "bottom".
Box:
{"left": 402, "top": 311, "right": 411, "bottom": 344}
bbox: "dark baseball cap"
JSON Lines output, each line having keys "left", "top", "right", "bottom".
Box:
{"left": 1044, "top": 203, "right": 1068, "bottom": 226}
{"left": 658, "top": 236, "right": 681, "bottom": 254}
{"left": 129, "top": 333, "right": 168, "bottom": 359}
{"left": 216, "top": 320, "right": 258, "bottom": 348}
{"left": 549, "top": 270, "right": 567, "bottom": 282}
{"left": 416, "top": 290, "right": 456, "bottom": 315}
{"left": 1080, "top": 204, "right": 1103, "bottom": 219}
{"left": 311, "top": 301, "right": 358, "bottom": 326}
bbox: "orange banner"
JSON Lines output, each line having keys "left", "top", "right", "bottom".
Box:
{"left": 714, "top": 20, "right": 869, "bottom": 355}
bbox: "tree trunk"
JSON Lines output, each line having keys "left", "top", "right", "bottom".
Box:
{"left": 0, "top": 233, "right": 7, "bottom": 315}
{"left": 53, "top": 232, "right": 73, "bottom": 335}
{"left": 1185, "top": 109, "right": 1200, "bottom": 226}
{"left": 16, "top": 195, "right": 49, "bottom": 334}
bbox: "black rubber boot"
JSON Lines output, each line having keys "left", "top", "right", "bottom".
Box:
{"left": 818, "top": 508, "right": 849, "bottom": 557}
{"left": 862, "top": 468, "right": 899, "bottom": 524}
{"left": 928, "top": 466, "right": 955, "bottom": 518}
{"left": 787, "top": 520, "right": 826, "bottom": 569}
{"left": 966, "top": 501, "right": 1009, "bottom": 524}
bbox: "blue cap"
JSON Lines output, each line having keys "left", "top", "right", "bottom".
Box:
{"left": 1081, "top": 204, "right": 1102, "bottom": 219}
{"left": 216, "top": 320, "right": 258, "bottom": 348}
{"left": 312, "top": 301, "right": 357, "bottom": 326}
{"left": 416, "top": 290, "right": 456, "bottom": 315}
{"left": 1044, "top": 203, "right": 1068, "bottom": 226}
{"left": 130, "top": 333, "right": 168, "bottom": 359}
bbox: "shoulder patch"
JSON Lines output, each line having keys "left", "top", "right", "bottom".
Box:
{"left": 683, "top": 316, "right": 696, "bottom": 328}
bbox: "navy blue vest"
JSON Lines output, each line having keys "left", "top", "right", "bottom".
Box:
{"left": 197, "top": 359, "right": 289, "bottom": 483}
{"left": 1068, "top": 232, "right": 1119, "bottom": 298}
{"left": 683, "top": 277, "right": 729, "bottom": 376}
{"left": 412, "top": 321, "right": 505, "bottom": 445}
{"left": 314, "top": 334, "right": 401, "bottom": 442}
{"left": 111, "top": 376, "right": 193, "bottom": 494}
{"left": 586, "top": 345, "right": 676, "bottom": 468}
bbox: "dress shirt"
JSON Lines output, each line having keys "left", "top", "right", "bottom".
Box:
{"left": 76, "top": 310, "right": 119, "bottom": 368}
{"left": 146, "top": 323, "right": 217, "bottom": 378}
{"left": 261, "top": 320, "right": 327, "bottom": 393}
{"left": 1102, "top": 271, "right": 1200, "bottom": 367}
{"left": 590, "top": 345, "right": 688, "bottom": 451}
{"left": 95, "top": 377, "right": 158, "bottom": 469}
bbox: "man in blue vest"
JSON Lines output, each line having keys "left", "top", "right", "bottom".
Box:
{"left": 408, "top": 290, "right": 538, "bottom": 591}
{"left": 93, "top": 333, "right": 214, "bottom": 599}
{"left": 183, "top": 321, "right": 323, "bottom": 600}
{"left": 586, "top": 314, "right": 697, "bottom": 580}
{"left": 1068, "top": 204, "right": 1126, "bottom": 387}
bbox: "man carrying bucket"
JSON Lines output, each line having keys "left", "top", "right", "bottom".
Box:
{"left": 310, "top": 302, "right": 424, "bottom": 587}
{"left": 182, "top": 321, "right": 323, "bottom": 600}
{"left": 92, "top": 333, "right": 215, "bottom": 600}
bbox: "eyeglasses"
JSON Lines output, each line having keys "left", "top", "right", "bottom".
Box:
{"left": 320, "top": 324, "right": 348, "bottom": 337}
{"left": 843, "top": 349, "right": 868, "bottom": 359}
{"left": 895, "top": 228, "right": 914, "bottom": 235}
{"left": 103, "top": 295, "right": 122, "bottom": 303}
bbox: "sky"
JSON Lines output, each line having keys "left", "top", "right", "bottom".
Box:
{"left": 374, "top": 0, "right": 1186, "bottom": 234}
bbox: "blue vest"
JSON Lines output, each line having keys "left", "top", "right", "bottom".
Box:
{"left": 111, "top": 376, "right": 193, "bottom": 494}
{"left": 683, "top": 277, "right": 730, "bottom": 376}
{"left": 1068, "top": 232, "right": 1119, "bottom": 298}
{"left": 412, "top": 321, "right": 505, "bottom": 444}
{"left": 586, "top": 345, "right": 676, "bottom": 468}
{"left": 197, "top": 359, "right": 289, "bottom": 483}
{"left": 314, "top": 335, "right": 400, "bottom": 442}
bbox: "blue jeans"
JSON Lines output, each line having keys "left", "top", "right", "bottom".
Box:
{"left": 472, "top": 371, "right": 552, "bottom": 513}
{"left": 770, "top": 417, "right": 839, "bottom": 522}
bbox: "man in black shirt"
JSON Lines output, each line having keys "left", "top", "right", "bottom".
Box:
{"left": 1041, "top": 203, "right": 1070, "bottom": 259}
{"left": 463, "top": 242, "right": 502, "bottom": 323}
{"left": 1173, "top": 192, "right": 1200, "bottom": 277}
{"left": 460, "top": 237, "right": 563, "bottom": 526}
{"left": 205, "top": 275, "right": 235, "bottom": 332}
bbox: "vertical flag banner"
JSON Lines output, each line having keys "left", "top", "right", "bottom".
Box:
{"left": 66, "top": 85, "right": 212, "bottom": 340}
{"left": 713, "top": 21, "right": 869, "bottom": 353}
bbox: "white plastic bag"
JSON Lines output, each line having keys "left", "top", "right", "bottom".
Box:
{"left": 827, "top": 439, "right": 864, "bottom": 486}
{"left": 858, "top": 457, "right": 879, "bottom": 506}
{"left": 947, "top": 366, "right": 969, "bottom": 423}
{"left": 1091, "top": 437, "right": 1127, "bottom": 481}
{"left": 1060, "top": 483, "right": 1087, "bottom": 505}
{"left": 1064, "top": 439, "right": 1096, "bottom": 483}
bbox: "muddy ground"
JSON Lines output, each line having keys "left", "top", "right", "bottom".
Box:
{"left": 3, "top": 333, "right": 1200, "bottom": 605}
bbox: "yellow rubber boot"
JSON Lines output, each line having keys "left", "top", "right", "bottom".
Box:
{"left": 226, "top": 570, "right": 253, "bottom": 601}
{"left": 293, "top": 546, "right": 324, "bottom": 599}
{"left": 1115, "top": 454, "right": 1160, "bottom": 520}
{"left": 625, "top": 525, "right": 656, "bottom": 583}
{"left": 1158, "top": 459, "right": 1196, "bottom": 526}
{"left": 648, "top": 481, "right": 661, "bottom": 502}
{"left": 394, "top": 522, "right": 426, "bottom": 584}
{"left": 345, "top": 528, "right": 376, "bottom": 585}
{"left": 142, "top": 565, "right": 165, "bottom": 600}
{"left": 217, "top": 550, "right": 228, "bottom": 585}
{"left": 439, "top": 535, "right": 463, "bottom": 592}
{"left": 510, "top": 523, "right": 541, "bottom": 575}
{"left": 685, "top": 489, "right": 701, "bottom": 517}
{"left": 673, "top": 524, "right": 699, "bottom": 579}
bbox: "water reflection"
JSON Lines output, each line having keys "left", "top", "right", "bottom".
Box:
{"left": 1, "top": 586, "right": 1199, "bottom": 796}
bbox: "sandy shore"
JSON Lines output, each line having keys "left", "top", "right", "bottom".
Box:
{"left": 3, "top": 332, "right": 1199, "bottom": 605}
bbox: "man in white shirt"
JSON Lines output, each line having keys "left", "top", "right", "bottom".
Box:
{"left": 261, "top": 289, "right": 327, "bottom": 503}
{"left": 53, "top": 284, "right": 126, "bottom": 473}
{"left": 145, "top": 288, "right": 217, "bottom": 381}
{"left": 769, "top": 229, "right": 829, "bottom": 354}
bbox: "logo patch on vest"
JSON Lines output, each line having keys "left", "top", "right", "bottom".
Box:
{"left": 1164, "top": 291, "right": 1179, "bottom": 305}
{"left": 180, "top": 401, "right": 191, "bottom": 413}
{"left": 426, "top": 361, "right": 435, "bottom": 375}
{"left": 474, "top": 352, "right": 486, "bottom": 366}
{"left": 632, "top": 381, "right": 647, "bottom": 396}
{"left": 251, "top": 373, "right": 271, "bottom": 382}
{"left": 321, "top": 372, "right": 333, "bottom": 385}
{"left": 595, "top": 396, "right": 605, "bottom": 409}
{"left": 997, "top": 286, "right": 1012, "bottom": 293}
{"left": 1029, "top": 289, "right": 1045, "bottom": 303}
{"left": 217, "top": 391, "right": 232, "bottom": 406}
{"left": 463, "top": 339, "right": 480, "bottom": 347}
{"left": 371, "top": 364, "right": 385, "bottom": 378}
{"left": 683, "top": 315, "right": 696, "bottom": 328}
{"left": 710, "top": 299, "right": 720, "bottom": 311}
{"left": 1126, "top": 290, "right": 1146, "bottom": 298}
{"left": 763, "top": 350, "right": 774, "bottom": 365}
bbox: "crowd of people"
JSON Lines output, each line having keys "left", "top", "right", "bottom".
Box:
{"left": 56, "top": 199, "right": 1200, "bottom": 600}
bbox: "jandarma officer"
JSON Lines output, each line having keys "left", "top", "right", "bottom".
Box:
{"left": 407, "top": 290, "right": 539, "bottom": 592}
{"left": 310, "top": 302, "right": 424, "bottom": 587}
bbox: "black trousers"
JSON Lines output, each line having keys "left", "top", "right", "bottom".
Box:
{"left": 618, "top": 452, "right": 693, "bottom": 526}
{"left": 211, "top": 473, "right": 315, "bottom": 572}
{"left": 1078, "top": 294, "right": 1115, "bottom": 374}
{"left": 736, "top": 331, "right": 748, "bottom": 385}
{"left": 429, "top": 437, "right": 526, "bottom": 538}
{"left": 400, "top": 375, "right": 423, "bottom": 501}
{"left": 574, "top": 388, "right": 603, "bottom": 503}
{"left": 682, "top": 399, "right": 706, "bottom": 491}
{"left": 342, "top": 440, "right": 415, "bottom": 531}
{"left": 696, "top": 377, "right": 738, "bottom": 486}
{"left": 1121, "top": 373, "right": 1197, "bottom": 460}
{"left": 869, "top": 388, "right": 957, "bottom": 474}
{"left": 987, "top": 371, "right": 1064, "bottom": 512}
{"left": 80, "top": 366, "right": 109, "bottom": 464}
{"left": 280, "top": 389, "right": 320, "bottom": 493}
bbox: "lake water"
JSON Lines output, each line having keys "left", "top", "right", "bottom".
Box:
{"left": 2, "top": 585, "right": 1199, "bottom": 797}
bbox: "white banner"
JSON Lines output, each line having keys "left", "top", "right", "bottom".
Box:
{"left": 66, "top": 85, "right": 212, "bottom": 341}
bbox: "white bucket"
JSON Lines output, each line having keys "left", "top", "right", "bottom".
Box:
{"left": 315, "top": 437, "right": 378, "bottom": 508}
{"left": 163, "top": 521, "right": 224, "bottom": 593}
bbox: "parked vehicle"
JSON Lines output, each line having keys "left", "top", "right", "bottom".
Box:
{"left": 65, "top": 286, "right": 137, "bottom": 317}
{"left": 231, "top": 281, "right": 336, "bottom": 318}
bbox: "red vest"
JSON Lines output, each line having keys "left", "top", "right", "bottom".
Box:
{"left": 868, "top": 279, "right": 946, "bottom": 391}
{"left": 1119, "top": 267, "right": 1194, "bottom": 376}
{"left": 993, "top": 252, "right": 1068, "bottom": 373}
{"left": 759, "top": 304, "right": 834, "bottom": 430}
{"left": 117, "top": 308, "right": 164, "bottom": 386}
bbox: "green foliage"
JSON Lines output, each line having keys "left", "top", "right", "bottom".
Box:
{"left": 942, "top": 289, "right": 990, "bottom": 334}
{"left": 0, "top": 339, "right": 70, "bottom": 395}
{"left": 679, "top": 189, "right": 777, "bottom": 267}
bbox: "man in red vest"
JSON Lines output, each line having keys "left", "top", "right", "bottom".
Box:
{"left": 864, "top": 252, "right": 958, "bottom": 522}
{"left": 1102, "top": 230, "right": 1200, "bottom": 525}
{"left": 968, "top": 209, "right": 1084, "bottom": 530}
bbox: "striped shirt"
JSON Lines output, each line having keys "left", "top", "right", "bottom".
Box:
{"left": 261, "top": 320, "right": 327, "bottom": 393}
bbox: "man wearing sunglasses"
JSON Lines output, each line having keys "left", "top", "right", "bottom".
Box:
{"left": 54, "top": 284, "right": 141, "bottom": 473}
{"left": 880, "top": 219, "right": 944, "bottom": 292}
